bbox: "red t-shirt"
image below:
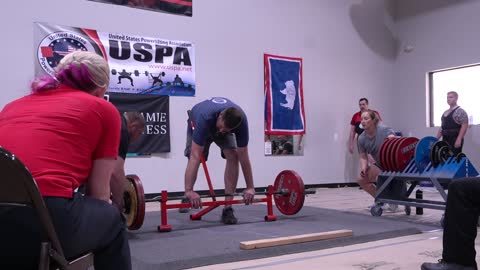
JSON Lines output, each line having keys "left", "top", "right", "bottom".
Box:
{"left": 350, "top": 111, "right": 362, "bottom": 126}
{"left": 0, "top": 86, "right": 121, "bottom": 198}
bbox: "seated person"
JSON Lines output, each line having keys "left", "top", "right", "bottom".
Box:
{"left": 0, "top": 51, "right": 131, "bottom": 270}
{"left": 421, "top": 178, "right": 479, "bottom": 270}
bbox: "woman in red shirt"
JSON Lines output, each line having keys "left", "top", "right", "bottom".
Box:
{"left": 0, "top": 51, "right": 131, "bottom": 270}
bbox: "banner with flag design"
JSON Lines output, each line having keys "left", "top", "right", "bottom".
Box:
{"left": 106, "top": 93, "right": 171, "bottom": 154}
{"left": 34, "top": 22, "right": 195, "bottom": 96}
{"left": 264, "top": 53, "right": 306, "bottom": 135}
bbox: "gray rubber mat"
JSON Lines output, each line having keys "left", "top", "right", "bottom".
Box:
{"left": 128, "top": 205, "right": 439, "bottom": 270}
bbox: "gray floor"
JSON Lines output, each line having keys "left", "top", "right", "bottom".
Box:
{"left": 188, "top": 187, "right": 480, "bottom": 270}
{"left": 129, "top": 196, "right": 440, "bottom": 270}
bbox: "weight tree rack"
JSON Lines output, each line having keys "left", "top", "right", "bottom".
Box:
{"left": 371, "top": 154, "right": 479, "bottom": 218}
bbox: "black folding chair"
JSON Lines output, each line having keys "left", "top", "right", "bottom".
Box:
{"left": 0, "top": 146, "right": 94, "bottom": 270}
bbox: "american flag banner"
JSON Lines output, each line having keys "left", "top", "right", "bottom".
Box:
{"left": 264, "top": 54, "right": 305, "bottom": 135}
{"left": 55, "top": 45, "right": 79, "bottom": 56}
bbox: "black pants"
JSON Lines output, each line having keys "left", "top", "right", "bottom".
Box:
{"left": 443, "top": 178, "right": 480, "bottom": 268}
{"left": 0, "top": 193, "right": 131, "bottom": 270}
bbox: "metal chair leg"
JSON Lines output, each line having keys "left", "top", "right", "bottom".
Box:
{"left": 38, "top": 242, "right": 51, "bottom": 270}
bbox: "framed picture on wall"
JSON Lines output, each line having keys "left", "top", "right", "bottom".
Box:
{"left": 87, "top": 0, "right": 193, "bottom": 17}
{"left": 264, "top": 135, "right": 304, "bottom": 156}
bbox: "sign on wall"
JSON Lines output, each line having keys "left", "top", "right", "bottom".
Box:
{"left": 106, "top": 93, "right": 171, "bottom": 154}
{"left": 34, "top": 22, "right": 195, "bottom": 96}
{"left": 88, "top": 0, "right": 193, "bottom": 17}
{"left": 264, "top": 53, "right": 306, "bottom": 135}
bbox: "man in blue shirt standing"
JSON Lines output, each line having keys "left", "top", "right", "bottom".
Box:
{"left": 183, "top": 97, "right": 255, "bottom": 224}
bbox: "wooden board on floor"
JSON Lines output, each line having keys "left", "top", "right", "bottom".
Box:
{"left": 239, "top": 229, "right": 353, "bottom": 250}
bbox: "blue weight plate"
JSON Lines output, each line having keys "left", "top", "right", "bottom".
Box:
{"left": 414, "top": 136, "right": 438, "bottom": 172}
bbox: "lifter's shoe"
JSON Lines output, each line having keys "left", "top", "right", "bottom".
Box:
{"left": 367, "top": 203, "right": 398, "bottom": 212}
{"left": 221, "top": 207, "right": 238, "bottom": 225}
{"left": 178, "top": 197, "right": 190, "bottom": 213}
{"left": 421, "top": 260, "right": 476, "bottom": 270}
{"left": 386, "top": 203, "right": 399, "bottom": 212}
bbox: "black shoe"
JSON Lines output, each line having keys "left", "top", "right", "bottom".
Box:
{"left": 221, "top": 207, "right": 238, "bottom": 225}
{"left": 178, "top": 197, "right": 190, "bottom": 213}
{"left": 421, "top": 260, "right": 476, "bottom": 270}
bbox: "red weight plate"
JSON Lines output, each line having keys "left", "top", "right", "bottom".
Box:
{"left": 273, "top": 170, "right": 305, "bottom": 215}
{"left": 380, "top": 138, "right": 396, "bottom": 171}
{"left": 394, "top": 137, "right": 419, "bottom": 172}
{"left": 125, "top": 174, "right": 145, "bottom": 230}
{"left": 384, "top": 137, "right": 399, "bottom": 171}
{"left": 389, "top": 138, "right": 406, "bottom": 172}
{"left": 378, "top": 138, "right": 392, "bottom": 171}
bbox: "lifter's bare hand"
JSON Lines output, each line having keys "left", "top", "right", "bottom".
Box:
{"left": 360, "top": 166, "right": 370, "bottom": 178}
{"left": 185, "top": 190, "right": 202, "bottom": 209}
{"left": 243, "top": 187, "right": 255, "bottom": 205}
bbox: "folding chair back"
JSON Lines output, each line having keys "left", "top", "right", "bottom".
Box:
{"left": 0, "top": 146, "right": 93, "bottom": 270}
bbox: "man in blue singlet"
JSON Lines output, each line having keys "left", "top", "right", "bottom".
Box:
{"left": 182, "top": 97, "right": 255, "bottom": 224}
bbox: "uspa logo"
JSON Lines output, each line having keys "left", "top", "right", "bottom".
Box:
{"left": 37, "top": 31, "right": 96, "bottom": 75}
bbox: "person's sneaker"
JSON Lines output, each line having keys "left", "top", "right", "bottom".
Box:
{"left": 221, "top": 207, "right": 238, "bottom": 225}
{"left": 421, "top": 259, "right": 476, "bottom": 270}
{"left": 385, "top": 203, "right": 398, "bottom": 212}
{"left": 178, "top": 197, "right": 190, "bottom": 213}
{"left": 367, "top": 203, "right": 398, "bottom": 212}
{"left": 367, "top": 202, "right": 383, "bottom": 210}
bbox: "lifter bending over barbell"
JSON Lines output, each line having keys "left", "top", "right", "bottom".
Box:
{"left": 110, "top": 112, "right": 145, "bottom": 212}
{"left": 183, "top": 97, "right": 255, "bottom": 225}
{"left": 357, "top": 110, "right": 395, "bottom": 207}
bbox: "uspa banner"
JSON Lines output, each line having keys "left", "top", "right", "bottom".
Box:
{"left": 106, "top": 93, "right": 170, "bottom": 154}
{"left": 88, "top": 0, "right": 192, "bottom": 17}
{"left": 34, "top": 22, "right": 195, "bottom": 96}
{"left": 264, "top": 54, "right": 306, "bottom": 135}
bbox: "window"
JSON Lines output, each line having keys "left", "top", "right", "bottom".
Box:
{"left": 428, "top": 63, "right": 480, "bottom": 127}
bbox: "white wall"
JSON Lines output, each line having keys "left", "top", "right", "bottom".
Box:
{"left": 392, "top": 0, "right": 480, "bottom": 169}
{"left": 0, "top": 0, "right": 395, "bottom": 193}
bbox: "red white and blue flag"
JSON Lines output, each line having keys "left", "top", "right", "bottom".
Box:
{"left": 264, "top": 54, "right": 305, "bottom": 135}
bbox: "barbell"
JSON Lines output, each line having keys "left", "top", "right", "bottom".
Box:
{"left": 145, "top": 188, "right": 302, "bottom": 202}
{"left": 123, "top": 170, "right": 315, "bottom": 230}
